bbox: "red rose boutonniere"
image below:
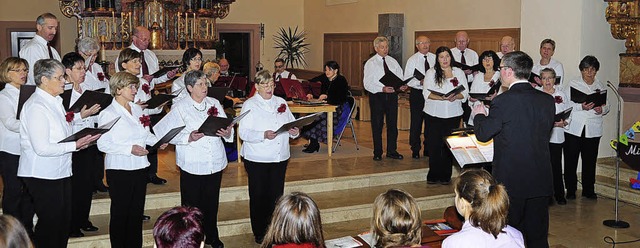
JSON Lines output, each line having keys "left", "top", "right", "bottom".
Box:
{"left": 97, "top": 72, "right": 105, "bottom": 81}
{"left": 139, "top": 115, "right": 151, "bottom": 127}
{"left": 208, "top": 106, "right": 218, "bottom": 116}
{"left": 451, "top": 77, "right": 459, "bottom": 87}
{"left": 65, "top": 111, "right": 74, "bottom": 123}
{"left": 277, "top": 103, "right": 287, "bottom": 113}
{"left": 489, "top": 80, "right": 495, "bottom": 87}
{"left": 554, "top": 95, "right": 563, "bottom": 104}
{"left": 595, "top": 89, "right": 601, "bottom": 93}
{"left": 141, "top": 83, "right": 150, "bottom": 94}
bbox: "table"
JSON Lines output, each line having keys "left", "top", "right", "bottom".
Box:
{"left": 235, "top": 103, "right": 337, "bottom": 163}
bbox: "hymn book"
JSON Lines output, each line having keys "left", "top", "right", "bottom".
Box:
{"left": 275, "top": 112, "right": 322, "bottom": 134}
{"left": 555, "top": 108, "right": 572, "bottom": 122}
{"left": 59, "top": 117, "right": 120, "bottom": 143}
{"left": 66, "top": 90, "right": 113, "bottom": 114}
{"left": 16, "top": 85, "right": 37, "bottom": 119}
{"left": 429, "top": 85, "right": 466, "bottom": 98}
{"left": 446, "top": 134, "right": 494, "bottom": 167}
{"left": 379, "top": 71, "right": 413, "bottom": 90}
{"left": 197, "top": 110, "right": 250, "bottom": 136}
{"left": 570, "top": 87, "right": 607, "bottom": 107}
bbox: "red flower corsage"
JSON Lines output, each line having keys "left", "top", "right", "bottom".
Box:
{"left": 141, "top": 83, "right": 150, "bottom": 94}
{"left": 595, "top": 89, "right": 601, "bottom": 93}
{"left": 65, "top": 111, "right": 74, "bottom": 123}
{"left": 207, "top": 106, "right": 218, "bottom": 116}
{"left": 451, "top": 77, "right": 459, "bottom": 87}
{"left": 139, "top": 115, "right": 151, "bottom": 127}
{"left": 277, "top": 103, "right": 287, "bottom": 113}
{"left": 97, "top": 72, "right": 105, "bottom": 81}
{"left": 489, "top": 80, "right": 495, "bottom": 87}
{"left": 554, "top": 95, "right": 563, "bottom": 104}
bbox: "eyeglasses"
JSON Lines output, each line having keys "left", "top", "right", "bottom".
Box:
{"left": 499, "top": 65, "right": 511, "bottom": 70}
{"left": 191, "top": 57, "right": 202, "bottom": 62}
{"left": 258, "top": 82, "right": 275, "bottom": 88}
{"left": 9, "top": 68, "right": 28, "bottom": 73}
{"left": 80, "top": 51, "right": 97, "bottom": 58}
{"left": 72, "top": 66, "right": 86, "bottom": 71}
{"left": 582, "top": 67, "right": 597, "bottom": 73}
{"left": 416, "top": 41, "right": 430, "bottom": 45}
{"left": 127, "top": 84, "right": 138, "bottom": 90}
{"left": 541, "top": 77, "right": 555, "bottom": 81}
{"left": 50, "top": 74, "right": 65, "bottom": 82}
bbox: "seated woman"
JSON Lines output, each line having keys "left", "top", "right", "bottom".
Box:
{"left": 371, "top": 189, "right": 425, "bottom": 248}
{"left": 443, "top": 169, "right": 524, "bottom": 248}
{"left": 260, "top": 192, "right": 325, "bottom": 248}
{"left": 0, "top": 215, "right": 33, "bottom": 248}
{"left": 172, "top": 48, "right": 203, "bottom": 104}
{"left": 302, "top": 61, "right": 350, "bottom": 153}
{"left": 153, "top": 206, "right": 205, "bottom": 248}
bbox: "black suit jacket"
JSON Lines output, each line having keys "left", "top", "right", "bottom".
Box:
{"left": 473, "top": 81, "right": 555, "bottom": 198}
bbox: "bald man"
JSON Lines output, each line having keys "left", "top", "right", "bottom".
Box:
{"left": 404, "top": 36, "right": 435, "bottom": 159}
{"left": 497, "top": 36, "right": 515, "bottom": 59}
{"left": 20, "top": 13, "right": 60, "bottom": 85}
{"left": 218, "top": 58, "right": 230, "bottom": 76}
{"left": 450, "top": 31, "right": 478, "bottom": 125}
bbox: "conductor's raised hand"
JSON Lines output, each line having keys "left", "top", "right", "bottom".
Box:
{"left": 131, "top": 145, "right": 149, "bottom": 156}
{"left": 80, "top": 104, "right": 101, "bottom": 119}
{"left": 264, "top": 130, "right": 277, "bottom": 140}
{"left": 76, "top": 134, "right": 101, "bottom": 150}
{"left": 471, "top": 103, "right": 488, "bottom": 117}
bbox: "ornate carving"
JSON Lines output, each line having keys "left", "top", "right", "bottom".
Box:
{"left": 59, "top": 0, "right": 83, "bottom": 38}
{"left": 605, "top": 0, "right": 640, "bottom": 53}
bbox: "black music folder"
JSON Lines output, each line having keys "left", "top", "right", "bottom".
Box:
{"left": 554, "top": 108, "right": 572, "bottom": 122}
{"left": 413, "top": 69, "right": 425, "bottom": 81}
{"left": 468, "top": 81, "right": 501, "bottom": 101}
{"left": 67, "top": 90, "right": 113, "bottom": 114}
{"left": 275, "top": 112, "right": 322, "bottom": 134}
{"left": 59, "top": 117, "right": 120, "bottom": 143}
{"left": 151, "top": 66, "right": 179, "bottom": 79}
{"left": 528, "top": 73, "right": 562, "bottom": 86}
{"left": 208, "top": 87, "right": 230, "bottom": 103}
{"left": 429, "top": 85, "right": 466, "bottom": 98}
{"left": 451, "top": 61, "right": 483, "bottom": 72}
{"left": 570, "top": 87, "right": 607, "bottom": 107}
{"left": 379, "top": 72, "right": 412, "bottom": 90}
{"left": 16, "top": 85, "right": 37, "bottom": 119}
{"left": 145, "top": 94, "right": 177, "bottom": 109}
{"left": 198, "top": 110, "right": 250, "bottom": 136}
{"left": 149, "top": 126, "right": 186, "bottom": 151}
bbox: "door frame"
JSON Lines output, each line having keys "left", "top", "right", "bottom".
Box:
{"left": 216, "top": 23, "right": 261, "bottom": 78}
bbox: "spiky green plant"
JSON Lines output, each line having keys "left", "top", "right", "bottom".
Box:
{"left": 273, "top": 26, "right": 310, "bottom": 68}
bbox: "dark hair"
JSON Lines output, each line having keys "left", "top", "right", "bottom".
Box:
{"left": 434, "top": 46, "right": 455, "bottom": 87}
{"left": 274, "top": 58, "right": 286, "bottom": 64}
{"left": 117, "top": 48, "right": 141, "bottom": 71}
{"left": 261, "top": 192, "right": 325, "bottom": 248}
{"left": 324, "top": 60, "right": 340, "bottom": 75}
{"left": 501, "top": 51, "right": 533, "bottom": 80}
{"left": 371, "top": 189, "right": 422, "bottom": 248}
{"left": 0, "top": 215, "right": 33, "bottom": 248}
{"left": 184, "top": 70, "right": 206, "bottom": 93}
{"left": 478, "top": 50, "right": 500, "bottom": 73}
{"left": 62, "top": 52, "right": 84, "bottom": 70}
{"left": 34, "top": 59, "right": 64, "bottom": 86}
{"left": 182, "top": 48, "right": 203, "bottom": 71}
{"left": 578, "top": 55, "right": 600, "bottom": 71}
{"left": 454, "top": 169, "right": 509, "bottom": 239}
{"left": 540, "top": 39, "right": 556, "bottom": 50}
{"left": 153, "top": 206, "right": 204, "bottom": 248}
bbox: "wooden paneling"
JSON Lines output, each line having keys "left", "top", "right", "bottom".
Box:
{"left": 415, "top": 28, "right": 520, "bottom": 55}
{"left": 323, "top": 33, "right": 378, "bottom": 90}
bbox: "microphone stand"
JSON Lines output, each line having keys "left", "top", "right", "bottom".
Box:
{"left": 603, "top": 81, "right": 630, "bottom": 228}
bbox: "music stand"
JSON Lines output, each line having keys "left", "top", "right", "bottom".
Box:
{"left": 280, "top": 78, "right": 307, "bottom": 100}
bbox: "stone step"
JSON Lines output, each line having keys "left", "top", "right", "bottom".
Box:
{"left": 596, "top": 160, "right": 638, "bottom": 183}
{"left": 595, "top": 175, "right": 640, "bottom": 205}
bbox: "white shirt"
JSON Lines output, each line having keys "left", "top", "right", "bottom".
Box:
{"left": 468, "top": 71, "right": 500, "bottom": 126}
{"left": 169, "top": 96, "right": 233, "bottom": 175}
{"left": 68, "top": 84, "right": 100, "bottom": 133}
{"left": 563, "top": 77, "right": 610, "bottom": 138}
{"left": 274, "top": 70, "right": 297, "bottom": 81}
{"left": 171, "top": 74, "right": 189, "bottom": 104}
{"left": 423, "top": 67, "right": 469, "bottom": 118}
{"left": 0, "top": 84, "right": 22, "bottom": 155}
{"left": 451, "top": 47, "right": 479, "bottom": 83}
{"left": 404, "top": 52, "right": 436, "bottom": 90}
{"left": 532, "top": 58, "right": 564, "bottom": 86}
{"left": 115, "top": 44, "right": 170, "bottom": 86}
{"left": 18, "top": 88, "right": 77, "bottom": 179}
{"left": 239, "top": 95, "right": 298, "bottom": 162}
{"left": 363, "top": 54, "right": 404, "bottom": 94}
{"left": 97, "top": 101, "right": 158, "bottom": 170}
{"left": 497, "top": 51, "right": 505, "bottom": 59}
{"left": 442, "top": 221, "right": 524, "bottom": 248}
{"left": 84, "top": 63, "right": 111, "bottom": 94}
{"left": 19, "top": 35, "right": 61, "bottom": 85}
{"left": 539, "top": 87, "right": 570, "bottom": 144}
{"left": 134, "top": 77, "right": 163, "bottom": 115}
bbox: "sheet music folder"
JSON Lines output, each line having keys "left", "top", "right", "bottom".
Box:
{"left": 413, "top": 69, "right": 425, "bottom": 81}
{"left": 59, "top": 117, "right": 120, "bottom": 143}
{"left": 555, "top": 108, "right": 572, "bottom": 122}
{"left": 445, "top": 134, "right": 494, "bottom": 168}
{"left": 451, "top": 61, "right": 483, "bottom": 72}
{"left": 16, "top": 85, "right": 37, "bottom": 119}
{"left": 148, "top": 126, "right": 186, "bottom": 151}
{"left": 429, "top": 85, "right": 465, "bottom": 98}
{"left": 528, "top": 73, "right": 562, "bottom": 86}
{"left": 468, "top": 81, "right": 501, "bottom": 101}
{"left": 67, "top": 90, "right": 113, "bottom": 114}
{"left": 570, "top": 87, "right": 607, "bottom": 107}
{"left": 197, "top": 110, "right": 250, "bottom": 136}
{"left": 275, "top": 112, "right": 322, "bottom": 134}
{"left": 379, "top": 72, "right": 412, "bottom": 90}
{"left": 207, "top": 87, "right": 229, "bottom": 103}
{"left": 151, "top": 66, "right": 179, "bottom": 78}
{"left": 144, "top": 94, "right": 177, "bottom": 109}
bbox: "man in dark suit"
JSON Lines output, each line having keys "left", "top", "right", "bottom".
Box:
{"left": 472, "top": 51, "right": 555, "bottom": 248}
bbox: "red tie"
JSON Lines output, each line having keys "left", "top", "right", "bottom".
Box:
{"left": 424, "top": 55, "right": 430, "bottom": 71}
{"left": 140, "top": 50, "right": 150, "bottom": 75}
{"left": 47, "top": 43, "right": 54, "bottom": 59}
{"left": 382, "top": 57, "right": 390, "bottom": 74}
{"left": 460, "top": 50, "right": 466, "bottom": 65}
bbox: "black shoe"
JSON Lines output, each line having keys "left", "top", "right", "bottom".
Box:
{"left": 148, "top": 175, "right": 167, "bottom": 185}
{"left": 373, "top": 155, "right": 382, "bottom": 161}
{"left": 556, "top": 197, "right": 567, "bottom": 205}
{"left": 69, "top": 230, "right": 84, "bottom": 238}
{"left": 207, "top": 239, "right": 225, "bottom": 248}
{"left": 302, "top": 141, "right": 320, "bottom": 153}
{"left": 427, "top": 180, "right": 438, "bottom": 185}
{"left": 412, "top": 153, "right": 420, "bottom": 159}
{"left": 439, "top": 180, "right": 451, "bottom": 185}
{"left": 80, "top": 224, "right": 99, "bottom": 232}
{"left": 582, "top": 193, "right": 598, "bottom": 199}
{"left": 142, "top": 215, "right": 151, "bottom": 221}
{"left": 254, "top": 235, "right": 264, "bottom": 244}
{"left": 386, "top": 152, "right": 404, "bottom": 160}
{"left": 566, "top": 192, "right": 576, "bottom": 200}
{"left": 95, "top": 183, "right": 109, "bottom": 192}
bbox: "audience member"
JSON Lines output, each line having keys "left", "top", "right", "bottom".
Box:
{"left": 0, "top": 215, "right": 33, "bottom": 248}
{"left": 153, "top": 206, "right": 205, "bottom": 248}
{"left": 260, "top": 192, "right": 325, "bottom": 248}
{"left": 371, "top": 189, "right": 424, "bottom": 248}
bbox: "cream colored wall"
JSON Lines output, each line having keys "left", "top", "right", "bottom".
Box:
{"left": 303, "top": 0, "right": 521, "bottom": 70}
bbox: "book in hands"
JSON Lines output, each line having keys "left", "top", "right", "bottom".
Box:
{"left": 528, "top": 73, "right": 562, "bottom": 86}
{"left": 59, "top": 117, "right": 120, "bottom": 143}
{"left": 451, "top": 61, "right": 483, "bottom": 72}
{"left": 67, "top": 90, "right": 113, "bottom": 114}
{"left": 144, "top": 94, "right": 177, "bottom": 109}
{"left": 554, "top": 108, "right": 572, "bottom": 122}
{"left": 379, "top": 71, "right": 412, "bottom": 90}
{"left": 148, "top": 126, "right": 185, "bottom": 151}
{"left": 469, "top": 81, "right": 501, "bottom": 102}
{"left": 413, "top": 68, "right": 425, "bottom": 81}
{"left": 151, "top": 66, "right": 180, "bottom": 79}
{"left": 275, "top": 112, "right": 322, "bottom": 134}
{"left": 197, "top": 110, "right": 250, "bottom": 136}
{"left": 570, "top": 87, "right": 607, "bottom": 107}
{"left": 429, "top": 85, "right": 466, "bottom": 98}
{"left": 16, "top": 85, "right": 37, "bottom": 119}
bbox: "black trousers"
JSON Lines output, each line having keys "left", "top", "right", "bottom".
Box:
{"left": 106, "top": 168, "right": 147, "bottom": 248}
{"left": 0, "top": 152, "right": 34, "bottom": 234}
{"left": 425, "top": 114, "right": 460, "bottom": 182}
{"left": 92, "top": 151, "right": 106, "bottom": 189}
{"left": 180, "top": 169, "right": 223, "bottom": 244}
{"left": 409, "top": 88, "right": 427, "bottom": 155}
{"left": 23, "top": 177, "right": 72, "bottom": 248}
{"left": 508, "top": 196, "right": 550, "bottom": 248}
{"left": 563, "top": 131, "right": 600, "bottom": 196}
{"left": 549, "top": 143, "right": 565, "bottom": 199}
{"left": 368, "top": 92, "right": 399, "bottom": 156}
{"left": 71, "top": 146, "right": 99, "bottom": 232}
{"left": 147, "top": 113, "right": 164, "bottom": 177}
{"left": 243, "top": 159, "right": 288, "bottom": 238}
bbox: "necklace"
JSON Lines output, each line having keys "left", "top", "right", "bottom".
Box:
{"left": 193, "top": 102, "right": 208, "bottom": 112}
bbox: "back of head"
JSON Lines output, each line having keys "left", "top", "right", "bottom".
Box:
{"left": 454, "top": 169, "right": 509, "bottom": 238}
{"left": 0, "top": 215, "right": 33, "bottom": 248}
{"left": 371, "top": 189, "right": 422, "bottom": 248}
{"left": 153, "top": 206, "right": 204, "bottom": 248}
{"left": 260, "top": 192, "right": 324, "bottom": 248}
{"left": 501, "top": 51, "right": 533, "bottom": 80}
{"left": 203, "top": 62, "right": 220, "bottom": 76}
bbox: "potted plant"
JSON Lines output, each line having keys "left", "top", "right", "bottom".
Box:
{"left": 273, "top": 26, "right": 310, "bottom": 68}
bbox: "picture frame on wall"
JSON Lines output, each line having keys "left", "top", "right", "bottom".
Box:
{"left": 11, "top": 31, "right": 36, "bottom": 57}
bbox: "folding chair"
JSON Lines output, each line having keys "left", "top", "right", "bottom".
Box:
{"left": 333, "top": 95, "right": 359, "bottom": 152}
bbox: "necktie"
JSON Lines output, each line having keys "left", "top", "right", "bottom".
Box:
{"left": 140, "top": 50, "right": 150, "bottom": 75}
{"left": 424, "top": 55, "right": 430, "bottom": 71}
{"left": 276, "top": 74, "right": 281, "bottom": 81}
{"left": 460, "top": 50, "right": 466, "bottom": 65}
{"left": 382, "top": 57, "right": 390, "bottom": 74}
{"left": 47, "top": 43, "right": 54, "bottom": 59}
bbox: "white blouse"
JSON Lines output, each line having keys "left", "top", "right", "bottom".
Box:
{"left": 532, "top": 58, "right": 565, "bottom": 86}
{"left": 134, "top": 77, "right": 163, "bottom": 115}
{"left": 171, "top": 74, "right": 189, "bottom": 104}
{"left": 97, "top": 101, "right": 158, "bottom": 171}
{"left": 18, "top": 88, "right": 77, "bottom": 179}
{"left": 169, "top": 96, "right": 233, "bottom": 175}
{"left": 467, "top": 71, "right": 500, "bottom": 126}
{"left": 423, "top": 67, "right": 469, "bottom": 118}
{"left": 442, "top": 221, "right": 524, "bottom": 248}
{"left": 404, "top": 52, "right": 436, "bottom": 90}
{"left": 68, "top": 84, "right": 99, "bottom": 133}
{"left": 239, "top": 95, "right": 298, "bottom": 163}
{"left": 563, "top": 78, "right": 610, "bottom": 138}
{"left": 83, "top": 63, "right": 111, "bottom": 94}
{"left": 0, "top": 84, "right": 21, "bottom": 155}
{"left": 540, "top": 87, "right": 570, "bottom": 144}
